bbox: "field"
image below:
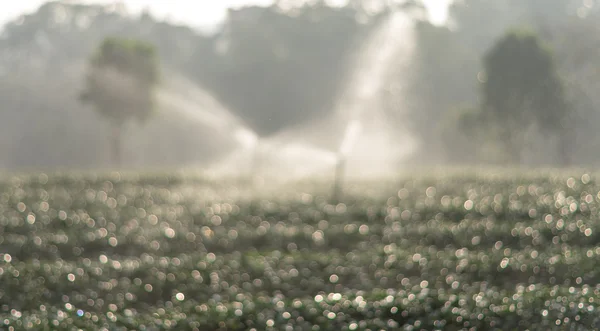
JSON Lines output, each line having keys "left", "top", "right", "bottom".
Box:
{"left": 1, "top": 169, "right": 600, "bottom": 330}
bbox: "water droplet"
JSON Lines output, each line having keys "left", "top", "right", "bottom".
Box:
{"left": 359, "top": 224, "right": 369, "bottom": 235}
{"left": 108, "top": 237, "right": 118, "bottom": 247}
{"left": 582, "top": 173, "right": 591, "bottom": 184}
{"left": 164, "top": 228, "right": 175, "bottom": 238}
{"left": 464, "top": 200, "right": 474, "bottom": 210}
{"left": 426, "top": 186, "right": 436, "bottom": 197}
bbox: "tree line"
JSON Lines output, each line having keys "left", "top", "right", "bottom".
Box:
{"left": 1, "top": 0, "right": 599, "bottom": 169}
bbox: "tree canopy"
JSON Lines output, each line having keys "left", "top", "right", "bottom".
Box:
{"left": 80, "top": 37, "right": 159, "bottom": 124}
{"left": 475, "top": 29, "right": 569, "bottom": 163}
{"left": 482, "top": 29, "right": 566, "bottom": 129}
{"left": 80, "top": 37, "right": 160, "bottom": 166}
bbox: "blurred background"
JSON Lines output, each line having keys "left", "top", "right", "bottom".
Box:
{"left": 0, "top": 0, "right": 597, "bottom": 175}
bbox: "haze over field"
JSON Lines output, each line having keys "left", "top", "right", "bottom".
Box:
{"left": 0, "top": 0, "right": 599, "bottom": 177}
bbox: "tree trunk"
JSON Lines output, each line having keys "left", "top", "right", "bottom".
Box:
{"left": 557, "top": 131, "right": 572, "bottom": 168}
{"left": 110, "top": 124, "right": 123, "bottom": 167}
{"left": 501, "top": 127, "right": 523, "bottom": 165}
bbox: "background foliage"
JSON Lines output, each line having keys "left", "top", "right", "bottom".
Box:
{"left": 0, "top": 0, "right": 599, "bottom": 168}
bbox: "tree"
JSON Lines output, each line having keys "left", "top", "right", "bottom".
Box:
{"left": 80, "top": 37, "right": 159, "bottom": 166}
{"left": 400, "top": 0, "right": 584, "bottom": 165}
{"left": 480, "top": 28, "right": 569, "bottom": 164}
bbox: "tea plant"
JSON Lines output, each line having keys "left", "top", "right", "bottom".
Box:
{"left": 0, "top": 170, "right": 599, "bottom": 330}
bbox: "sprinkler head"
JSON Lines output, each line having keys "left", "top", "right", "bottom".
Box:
{"left": 332, "top": 154, "right": 347, "bottom": 202}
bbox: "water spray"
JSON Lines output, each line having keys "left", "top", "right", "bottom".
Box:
{"left": 333, "top": 120, "right": 362, "bottom": 202}
{"left": 231, "top": 128, "right": 260, "bottom": 183}
{"left": 153, "top": 14, "right": 417, "bottom": 184}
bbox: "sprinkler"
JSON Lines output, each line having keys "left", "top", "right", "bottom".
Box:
{"left": 332, "top": 120, "right": 362, "bottom": 202}
{"left": 332, "top": 154, "right": 346, "bottom": 202}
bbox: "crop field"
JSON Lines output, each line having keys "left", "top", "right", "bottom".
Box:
{"left": 1, "top": 170, "right": 600, "bottom": 330}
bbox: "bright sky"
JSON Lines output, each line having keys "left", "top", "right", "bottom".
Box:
{"left": 0, "top": 0, "right": 450, "bottom": 30}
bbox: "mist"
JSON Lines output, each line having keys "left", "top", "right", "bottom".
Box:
{"left": 1, "top": 0, "right": 600, "bottom": 177}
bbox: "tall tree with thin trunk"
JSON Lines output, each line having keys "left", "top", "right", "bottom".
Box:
{"left": 80, "top": 37, "right": 159, "bottom": 166}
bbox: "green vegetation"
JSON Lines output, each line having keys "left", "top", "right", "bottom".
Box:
{"left": 2, "top": 170, "right": 600, "bottom": 329}
{"left": 454, "top": 29, "right": 570, "bottom": 165}
{"left": 80, "top": 37, "right": 160, "bottom": 166}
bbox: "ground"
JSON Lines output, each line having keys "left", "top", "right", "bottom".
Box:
{"left": 0, "top": 169, "right": 599, "bottom": 330}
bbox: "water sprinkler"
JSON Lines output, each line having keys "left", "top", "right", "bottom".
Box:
{"left": 339, "top": 120, "right": 362, "bottom": 157}
{"left": 332, "top": 153, "right": 346, "bottom": 202}
{"left": 332, "top": 121, "right": 362, "bottom": 202}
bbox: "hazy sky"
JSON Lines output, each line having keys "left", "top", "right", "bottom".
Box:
{"left": 0, "top": 0, "right": 450, "bottom": 30}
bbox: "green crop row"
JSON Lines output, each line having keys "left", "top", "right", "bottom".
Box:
{"left": 0, "top": 170, "right": 599, "bottom": 330}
